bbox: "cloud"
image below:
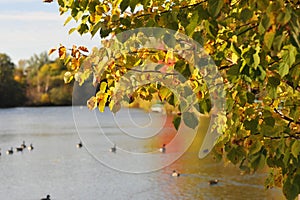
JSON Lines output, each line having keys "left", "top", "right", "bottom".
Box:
{"left": 0, "top": 0, "right": 38, "bottom": 2}
{"left": 0, "top": 11, "right": 62, "bottom": 21}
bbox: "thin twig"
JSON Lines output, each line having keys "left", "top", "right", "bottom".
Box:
{"left": 136, "top": 0, "right": 208, "bottom": 19}
{"left": 237, "top": 24, "right": 258, "bottom": 36}
{"left": 274, "top": 108, "right": 300, "bottom": 125}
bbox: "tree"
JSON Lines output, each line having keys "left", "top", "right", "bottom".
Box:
{"left": 24, "top": 53, "right": 72, "bottom": 105}
{"left": 0, "top": 53, "right": 26, "bottom": 107}
{"left": 50, "top": 0, "right": 300, "bottom": 199}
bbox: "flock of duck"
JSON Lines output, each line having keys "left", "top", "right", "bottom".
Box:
{"left": 1, "top": 140, "right": 218, "bottom": 200}
{"left": 76, "top": 141, "right": 219, "bottom": 185}
{"left": 0, "top": 141, "right": 33, "bottom": 156}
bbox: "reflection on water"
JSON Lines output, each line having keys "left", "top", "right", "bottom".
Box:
{"left": 0, "top": 107, "right": 284, "bottom": 199}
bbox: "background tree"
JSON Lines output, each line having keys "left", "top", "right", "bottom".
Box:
{"left": 50, "top": 0, "right": 300, "bottom": 199}
{"left": 0, "top": 53, "right": 26, "bottom": 107}
{"left": 24, "top": 53, "right": 72, "bottom": 105}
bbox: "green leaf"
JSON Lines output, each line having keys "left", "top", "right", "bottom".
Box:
{"left": 291, "top": 140, "right": 300, "bottom": 159}
{"left": 258, "top": 14, "right": 270, "bottom": 34}
{"left": 129, "top": 0, "right": 139, "bottom": 12}
{"left": 264, "top": 29, "right": 275, "bottom": 50}
{"left": 268, "top": 76, "right": 280, "bottom": 87}
{"left": 208, "top": 0, "right": 224, "bottom": 18}
{"left": 257, "top": 0, "right": 269, "bottom": 10}
{"left": 186, "top": 12, "right": 199, "bottom": 36}
{"left": 278, "top": 44, "right": 297, "bottom": 77}
{"left": 283, "top": 177, "right": 299, "bottom": 200}
{"left": 244, "top": 117, "right": 258, "bottom": 134}
{"left": 172, "top": 115, "right": 181, "bottom": 130}
{"left": 264, "top": 117, "right": 275, "bottom": 126}
{"left": 278, "top": 63, "right": 289, "bottom": 78}
{"left": 251, "top": 154, "right": 266, "bottom": 170}
{"left": 240, "top": 8, "right": 253, "bottom": 22}
{"left": 276, "top": 9, "right": 291, "bottom": 25}
{"left": 91, "top": 22, "right": 102, "bottom": 37}
{"left": 227, "top": 64, "right": 240, "bottom": 76}
{"left": 272, "top": 34, "right": 285, "bottom": 52}
{"left": 253, "top": 52, "right": 260, "bottom": 69}
{"left": 120, "top": 0, "right": 130, "bottom": 13}
{"left": 246, "top": 92, "right": 255, "bottom": 103}
{"left": 204, "top": 20, "right": 217, "bottom": 38}
{"left": 158, "top": 87, "right": 172, "bottom": 101}
{"left": 196, "top": 4, "right": 209, "bottom": 20}
{"left": 166, "top": 93, "right": 176, "bottom": 106}
{"left": 79, "top": 0, "right": 88, "bottom": 10}
{"left": 182, "top": 112, "right": 198, "bottom": 129}
{"left": 227, "top": 146, "right": 246, "bottom": 165}
{"left": 245, "top": 107, "right": 254, "bottom": 116}
{"left": 100, "top": 27, "right": 112, "bottom": 37}
{"left": 249, "top": 140, "right": 262, "bottom": 155}
{"left": 120, "top": 17, "right": 131, "bottom": 27}
{"left": 260, "top": 124, "right": 274, "bottom": 136}
{"left": 77, "top": 23, "right": 89, "bottom": 35}
{"left": 231, "top": 42, "right": 241, "bottom": 56}
{"left": 163, "top": 33, "right": 176, "bottom": 48}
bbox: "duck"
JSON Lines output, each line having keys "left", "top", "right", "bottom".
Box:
{"left": 6, "top": 147, "right": 13, "bottom": 155}
{"left": 40, "top": 194, "right": 51, "bottom": 200}
{"left": 76, "top": 141, "right": 82, "bottom": 148}
{"left": 21, "top": 141, "right": 26, "bottom": 149}
{"left": 28, "top": 143, "right": 34, "bottom": 151}
{"left": 15, "top": 147, "right": 23, "bottom": 152}
{"left": 110, "top": 144, "right": 116, "bottom": 153}
{"left": 171, "top": 170, "right": 180, "bottom": 177}
{"left": 159, "top": 144, "right": 166, "bottom": 153}
{"left": 208, "top": 179, "right": 219, "bottom": 185}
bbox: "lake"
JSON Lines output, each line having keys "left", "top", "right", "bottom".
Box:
{"left": 0, "top": 106, "right": 284, "bottom": 199}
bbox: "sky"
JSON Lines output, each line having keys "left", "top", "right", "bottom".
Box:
{"left": 0, "top": 0, "right": 100, "bottom": 64}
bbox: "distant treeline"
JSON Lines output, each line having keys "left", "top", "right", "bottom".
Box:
{"left": 0, "top": 52, "right": 73, "bottom": 108}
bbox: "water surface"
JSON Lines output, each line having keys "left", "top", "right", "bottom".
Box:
{"left": 0, "top": 107, "right": 284, "bottom": 199}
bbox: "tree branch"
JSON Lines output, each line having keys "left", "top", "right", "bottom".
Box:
{"left": 136, "top": 0, "right": 208, "bottom": 19}
{"left": 237, "top": 24, "right": 258, "bottom": 36}
{"left": 125, "top": 67, "right": 179, "bottom": 76}
{"left": 274, "top": 108, "right": 300, "bottom": 125}
{"left": 115, "top": 64, "right": 179, "bottom": 76}
{"left": 243, "top": 132, "right": 300, "bottom": 140}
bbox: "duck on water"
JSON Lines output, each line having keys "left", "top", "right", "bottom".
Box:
{"left": 159, "top": 144, "right": 166, "bottom": 153}
{"left": 40, "top": 194, "right": 50, "bottom": 200}
{"left": 110, "top": 144, "right": 116, "bottom": 153}
{"left": 6, "top": 147, "right": 13, "bottom": 155}
{"left": 28, "top": 143, "right": 34, "bottom": 151}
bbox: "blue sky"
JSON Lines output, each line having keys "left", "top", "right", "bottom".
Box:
{"left": 0, "top": 0, "right": 100, "bottom": 64}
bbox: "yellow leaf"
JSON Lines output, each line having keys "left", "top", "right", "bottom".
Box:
{"left": 87, "top": 96, "right": 97, "bottom": 110}
{"left": 98, "top": 93, "right": 109, "bottom": 112}
{"left": 48, "top": 48, "right": 57, "bottom": 55}
{"left": 90, "top": 13, "right": 101, "bottom": 24}
{"left": 64, "top": 71, "right": 73, "bottom": 83}
{"left": 78, "top": 46, "right": 89, "bottom": 53}
{"left": 58, "top": 45, "right": 67, "bottom": 59}
{"left": 71, "top": 58, "right": 80, "bottom": 70}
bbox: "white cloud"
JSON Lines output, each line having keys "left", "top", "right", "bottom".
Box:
{"left": 0, "top": 11, "right": 62, "bottom": 21}
{"left": 0, "top": 0, "right": 38, "bottom": 2}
